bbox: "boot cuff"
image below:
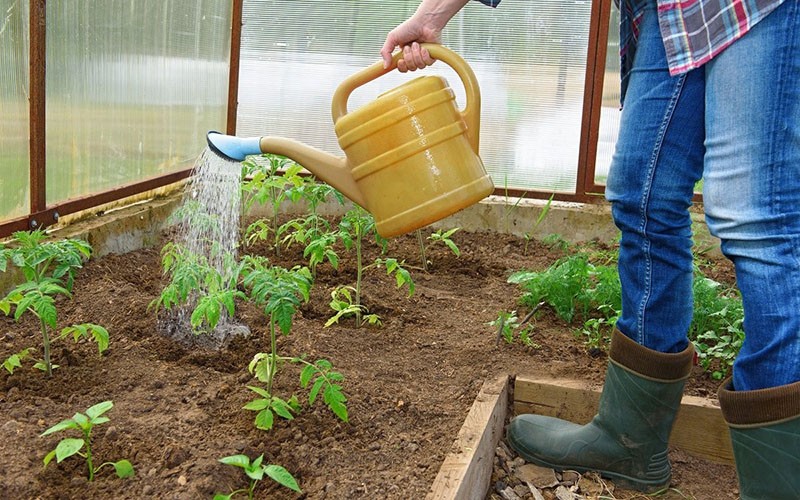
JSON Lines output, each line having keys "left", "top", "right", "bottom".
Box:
{"left": 609, "top": 329, "right": 694, "bottom": 382}
{"left": 718, "top": 378, "right": 800, "bottom": 427}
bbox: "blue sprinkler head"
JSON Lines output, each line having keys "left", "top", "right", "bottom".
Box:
{"left": 206, "top": 131, "right": 262, "bottom": 162}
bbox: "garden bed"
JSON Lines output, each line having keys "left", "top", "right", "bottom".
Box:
{"left": 433, "top": 375, "right": 736, "bottom": 499}
{"left": 0, "top": 211, "right": 739, "bottom": 499}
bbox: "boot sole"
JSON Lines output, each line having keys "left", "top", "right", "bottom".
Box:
{"left": 507, "top": 433, "right": 671, "bottom": 494}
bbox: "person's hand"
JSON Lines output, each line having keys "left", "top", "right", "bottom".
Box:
{"left": 394, "top": 42, "right": 437, "bottom": 73}
{"left": 380, "top": 0, "right": 468, "bottom": 72}
{"left": 381, "top": 22, "right": 440, "bottom": 72}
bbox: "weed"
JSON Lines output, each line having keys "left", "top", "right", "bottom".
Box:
{"left": 522, "top": 194, "right": 554, "bottom": 256}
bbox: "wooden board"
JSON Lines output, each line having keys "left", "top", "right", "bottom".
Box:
{"left": 428, "top": 375, "right": 509, "bottom": 500}
{"left": 513, "top": 375, "right": 734, "bottom": 465}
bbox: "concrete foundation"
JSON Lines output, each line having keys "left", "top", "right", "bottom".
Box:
{"left": 1, "top": 187, "right": 722, "bottom": 293}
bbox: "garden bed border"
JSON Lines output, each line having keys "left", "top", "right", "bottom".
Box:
{"left": 429, "top": 374, "right": 734, "bottom": 499}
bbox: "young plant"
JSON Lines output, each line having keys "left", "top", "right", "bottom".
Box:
{"left": 0, "top": 230, "right": 108, "bottom": 376}
{"left": 214, "top": 454, "right": 300, "bottom": 499}
{"left": 417, "top": 227, "right": 462, "bottom": 272}
{"left": 286, "top": 179, "right": 344, "bottom": 240}
{"left": 241, "top": 154, "right": 305, "bottom": 256}
{"left": 41, "top": 400, "right": 133, "bottom": 481}
{"left": 488, "top": 308, "right": 541, "bottom": 347}
{"left": 509, "top": 244, "right": 745, "bottom": 377}
{"left": 240, "top": 256, "right": 348, "bottom": 430}
{"left": 330, "top": 207, "right": 414, "bottom": 327}
{"left": 148, "top": 241, "right": 245, "bottom": 333}
{"left": 325, "top": 286, "right": 381, "bottom": 327}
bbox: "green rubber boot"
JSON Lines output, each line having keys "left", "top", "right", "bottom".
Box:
{"left": 719, "top": 378, "right": 800, "bottom": 500}
{"left": 507, "top": 330, "right": 694, "bottom": 492}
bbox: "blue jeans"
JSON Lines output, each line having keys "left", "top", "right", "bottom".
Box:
{"left": 606, "top": 0, "right": 800, "bottom": 391}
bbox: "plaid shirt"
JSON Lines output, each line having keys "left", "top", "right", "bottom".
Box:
{"left": 477, "top": 0, "right": 785, "bottom": 102}
{"left": 620, "top": 0, "right": 786, "bottom": 99}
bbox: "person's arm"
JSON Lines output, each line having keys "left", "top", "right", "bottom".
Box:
{"left": 382, "top": 0, "right": 498, "bottom": 71}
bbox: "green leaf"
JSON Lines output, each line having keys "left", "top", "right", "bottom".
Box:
{"left": 33, "top": 361, "right": 58, "bottom": 372}
{"left": 91, "top": 416, "right": 111, "bottom": 426}
{"left": 329, "top": 400, "right": 349, "bottom": 422}
{"left": 265, "top": 464, "right": 302, "bottom": 492}
{"left": 244, "top": 464, "right": 265, "bottom": 481}
{"left": 243, "top": 399, "right": 270, "bottom": 411}
{"left": 254, "top": 409, "right": 274, "bottom": 431}
{"left": 113, "top": 459, "right": 135, "bottom": 478}
{"left": 0, "top": 299, "right": 9, "bottom": 316}
{"left": 55, "top": 438, "right": 85, "bottom": 462}
{"left": 219, "top": 454, "right": 251, "bottom": 469}
{"left": 308, "top": 377, "right": 325, "bottom": 405}
{"left": 246, "top": 385, "right": 272, "bottom": 399}
{"left": 14, "top": 293, "right": 36, "bottom": 321}
{"left": 213, "top": 494, "right": 233, "bottom": 500}
{"left": 85, "top": 400, "right": 113, "bottom": 419}
{"left": 43, "top": 449, "right": 57, "bottom": 467}
{"left": 444, "top": 239, "right": 461, "bottom": 257}
{"left": 299, "top": 364, "right": 316, "bottom": 388}
{"left": 271, "top": 398, "right": 295, "bottom": 420}
{"left": 41, "top": 419, "right": 79, "bottom": 436}
{"left": 2, "top": 349, "right": 29, "bottom": 374}
{"left": 442, "top": 227, "right": 460, "bottom": 239}
{"left": 37, "top": 297, "right": 58, "bottom": 329}
{"left": 88, "top": 324, "right": 110, "bottom": 353}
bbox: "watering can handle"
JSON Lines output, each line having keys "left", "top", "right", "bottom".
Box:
{"left": 331, "top": 43, "right": 482, "bottom": 153}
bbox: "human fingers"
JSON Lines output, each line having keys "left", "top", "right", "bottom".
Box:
{"left": 399, "top": 42, "right": 434, "bottom": 72}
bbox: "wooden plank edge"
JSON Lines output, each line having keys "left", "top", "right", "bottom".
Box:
{"left": 513, "top": 375, "right": 734, "bottom": 465}
{"left": 428, "top": 375, "right": 510, "bottom": 500}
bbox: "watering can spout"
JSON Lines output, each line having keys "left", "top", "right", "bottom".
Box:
{"left": 206, "top": 131, "right": 366, "bottom": 208}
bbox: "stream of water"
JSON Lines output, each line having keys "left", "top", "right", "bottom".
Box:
{"left": 166, "top": 146, "right": 249, "bottom": 348}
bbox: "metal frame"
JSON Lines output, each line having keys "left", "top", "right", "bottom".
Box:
{"left": 2, "top": 0, "right": 613, "bottom": 239}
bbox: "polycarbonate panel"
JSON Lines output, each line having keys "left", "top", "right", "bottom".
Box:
{"left": 595, "top": 6, "right": 622, "bottom": 186}
{"left": 238, "top": 0, "right": 592, "bottom": 193}
{"left": 45, "top": 0, "right": 232, "bottom": 204}
{"left": 0, "top": 0, "right": 30, "bottom": 220}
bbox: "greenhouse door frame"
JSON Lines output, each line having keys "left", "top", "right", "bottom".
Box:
{"left": 2, "top": 0, "right": 611, "bottom": 239}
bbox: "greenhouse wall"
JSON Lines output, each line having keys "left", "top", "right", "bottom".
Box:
{"left": 0, "top": 0, "right": 623, "bottom": 233}
{"left": 0, "top": 0, "right": 233, "bottom": 228}
{"left": 0, "top": 0, "right": 31, "bottom": 220}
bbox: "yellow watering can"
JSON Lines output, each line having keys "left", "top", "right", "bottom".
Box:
{"left": 207, "top": 43, "right": 494, "bottom": 238}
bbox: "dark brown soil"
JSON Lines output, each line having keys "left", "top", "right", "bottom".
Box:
{"left": 0, "top": 224, "right": 739, "bottom": 499}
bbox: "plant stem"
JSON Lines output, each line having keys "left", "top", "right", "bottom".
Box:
{"left": 248, "top": 478, "right": 257, "bottom": 500}
{"left": 84, "top": 432, "right": 95, "bottom": 481}
{"left": 40, "top": 317, "right": 52, "bottom": 377}
{"left": 267, "top": 315, "right": 278, "bottom": 395}
{"left": 416, "top": 230, "right": 428, "bottom": 272}
{"left": 355, "top": 229, "right": 363, "bottom": 328}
